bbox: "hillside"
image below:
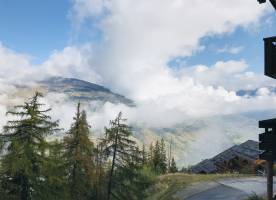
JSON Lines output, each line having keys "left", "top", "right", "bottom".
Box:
{"left": 9, "top": 77, "right": 271, "bottom": 166}
{"left": 39, "top": 77, "right": 134, "bottom": 106}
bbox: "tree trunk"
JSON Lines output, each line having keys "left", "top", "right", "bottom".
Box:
{"left": 107, "top": 133, "right": 118, "bottom": 200}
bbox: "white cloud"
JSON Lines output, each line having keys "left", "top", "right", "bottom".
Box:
{"left": 69, "top": 0, "right": 109, "bottom": 27}
{"left": 0, "top": 43, "right": 36, "bottom": 83}
{"left": 180, "top": 60, "right": 276, "bottom": 91}
{"left": 218, "top": 45, "right": 244, "bottom": 54}
{"left": 69, "top": 0, "right": 268, "bottom": 99}
{"left": 0, "top": 0, "right": 275, "bottom": 165}
{"left": 41, "top": 45, "right": 102, "bottom": 83}
{"left": 0, "top": 42, "right": 101, "bottom": 84}
{"left": 0, "top": 0, "right": 273, "bottom": 126}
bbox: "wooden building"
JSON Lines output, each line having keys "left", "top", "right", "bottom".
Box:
{"left": 190, "top": 140, "right": 266, "bottom": 174}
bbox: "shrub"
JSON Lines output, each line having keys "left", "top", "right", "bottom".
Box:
{"left": 246, "top": 193, "right": 265, "bottom": 200}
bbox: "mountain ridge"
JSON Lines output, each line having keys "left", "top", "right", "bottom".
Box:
{"left": 38, "top": 76, "right": 135, "bottom": 106}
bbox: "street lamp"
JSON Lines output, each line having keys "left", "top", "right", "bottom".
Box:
{"left": 257, "top": 0, "right": 276, "bottom": 9}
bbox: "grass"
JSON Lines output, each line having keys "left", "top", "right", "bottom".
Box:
{"left": 146, "top": 173, "right": 251, "bottom": 200}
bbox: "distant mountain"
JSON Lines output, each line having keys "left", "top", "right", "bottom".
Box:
{"left": 39, "top": 77, "right": 134, "bottom": 106}
{"left": 12, "top": 77, "right": 269, "bottom": 166}
{"left": 132, "top": 114, "right": 259, "bottom": 166}
{"left": 36, "top": 77, "right": 267, "bottom": 166}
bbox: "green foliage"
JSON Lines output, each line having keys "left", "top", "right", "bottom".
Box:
{"left": 133, "top": 166, "right": 157, "bottom": 199}
{"left": 36, "top": 141, "right": 69, "bottom": 200}
{"left": 0, "top": 93, "right": 177, "bottom": 200}
{"left": 0, "top": 92, "right": 59, "bottom": 199}
{"left": 148, "top": 138, "right": 168, "bottom": 175}
{"left": 93, "top": 142, "right": 109, "bottom": 200}
{"left": 169, "top": 157, "right": 178, "bottom": 173}
{"left": 246, "top": 193, "right": 265, "bottom": 200}
{"left": 63, "top": 103, "right": 95, "bottom": 200}
{"left": 103, "top": 112, "right": 141, "bottom": 200}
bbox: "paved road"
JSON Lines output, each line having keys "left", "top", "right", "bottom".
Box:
{"left": 174, "top": 177, "right": 276, "bottom": 200}
{"left": 186, "top": 185, "right": 248, "bottom": 200}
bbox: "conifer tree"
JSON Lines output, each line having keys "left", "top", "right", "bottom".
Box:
{"left": 103, "top": 112, "right": 139, "bottom": 200}
{"left": 63, "top": 103, "right": 95, "bottom": 200}
{"left": 148, "top": 142, "right": 154, "bottom": 168}
{"left": 148, "top": 139, "right": 167, "bottom": 174}
{"left": 141, "top": 144, "right": 147, "bottom": 166}
{"left": 0, "top": 92, "right": 59, "bottom": 200}
{"left": 94, "top": 142, "right": 108, "bottom": 200}
{"left": 40, "top": 140, "right": 69, "bottom": 200}
{"left": 152, "top": 140, "right": 161, "bottom": 173}
{"left": 159, "top": 138, "right": 167, "bottom": 174}
{"left": 169, "top": 157, "right": 178, "bottom": 173}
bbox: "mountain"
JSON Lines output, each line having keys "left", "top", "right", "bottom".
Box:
{"left": 36, "top": 77, "right": 266, "bottom": 166}
{"left": 11, "top": 77, "right": 269, "bottom": 166}
{"left": 133, "top": 114, "right": 259, "bottom": 166}
{"left": 38, "top": 77, "right": 134, "bottom": 106}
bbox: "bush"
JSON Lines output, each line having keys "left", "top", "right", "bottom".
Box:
{"left": 246, "top": 193, "right": 265, "bottom": 200}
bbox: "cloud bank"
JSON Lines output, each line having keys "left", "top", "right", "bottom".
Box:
{"left": 0, "top": 0, "right": 275, "bottom": 127}
{"left": 0, "top": 0, "right": 275, "bottom": 165}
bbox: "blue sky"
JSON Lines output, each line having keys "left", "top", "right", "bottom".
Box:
{"left": 0, "top": 1, "right": 275, "bottom": 73}
{"left": 0, "top": 0, "right": 275, "bottom": 73}
{"left": 0, "top": 0, "right": 71, "bottom": 63}
{"left": 1, "top": 1, "right": 276, "bottom": 163}
{"left": 169, "top": 13, "right": 276, "bottom": 73}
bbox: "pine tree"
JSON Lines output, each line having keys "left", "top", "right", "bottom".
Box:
{"left": 103, "top": 112, "right": 139, "bottom": 200}
{"left": 169, "top": 157, "right": 178, "bottom": 173}
{"left": 148, "top": 139, "right": 167, "bottom": 175}
{"left": 148, "top": 142, "right": 154, "bottom": 169}
{"left": 141, "top": 144, "right": 147, "bottom": 166}
{"left": 159, "top": 138, "right": 167, "bottom": 174}
{"left": 40, "top": 140, "right": 69, "bottom": 200}
{"left": 63, "top": 103, "right": 95, "bottom": 200}
{"left": 93, "top": 142, "right": 108, "bottom": 200}
{"left": 0, "top": 92, "right": 59, "bottom": 200}
{"left": 152, "top": 140, "right": 160, "bottom": 173}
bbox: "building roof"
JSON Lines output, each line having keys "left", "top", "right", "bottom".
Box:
{"left": 191, "top": 140, "right": 260, "bottom": 173}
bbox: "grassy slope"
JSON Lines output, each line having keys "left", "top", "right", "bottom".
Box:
{"left": 147, "top": 173, "right": 250, "bottom": 200}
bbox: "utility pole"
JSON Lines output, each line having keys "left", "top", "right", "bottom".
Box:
{"left": 268, "top": 160, "right": 274, "bottom": 200}
{"left": 257, "top": 1, "right": 276, "bottom": 200}
{"left": 259, "top": 124, "right": 276, "bottom": 200}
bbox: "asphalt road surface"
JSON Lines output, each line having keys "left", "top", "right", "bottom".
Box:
{"left": 186, "top": 184, "right": 249, "bottom": 200}
{"left": 174, "top": 177, "right": 276, "bottom": 200}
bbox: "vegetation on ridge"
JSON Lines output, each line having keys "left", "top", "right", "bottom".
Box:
{"left": 0, "top": 92, "right": 178, "bottom": 200}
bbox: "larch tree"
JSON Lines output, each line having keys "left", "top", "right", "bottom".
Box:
{"left": 149, "top": 139, "right": 167, "bottom": 175}
{"left": 169, "top": 157, "right": 178, "bottom": 173}
{"left": 63, "top": 103, "right": 95, "bottom": 200}
{"left": 103, "top": 112, "right": 140, "bottom": 200}
{"left": 41, "top": 140, "right": 69, "bottom": 200}
{"left": 159, "top": 138, "right": 167, "bottom": 174}
{"left": 0, "top": 92, "right": 59, "bottom": 200}
{"left": 141, "top": 144, "right": 147, "bottom": 166}
{"left": 93, "top": 142, "right": 108, "bottom": 200}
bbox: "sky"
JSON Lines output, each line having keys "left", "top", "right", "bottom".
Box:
{"left": 0, "top": 0, "right": 274, "bottom": 71}
{"left": 0, "top": 0, "right": 276, "bottom": 126}
{"left": 1, "top": 0, "right": 276, "bottom": 165}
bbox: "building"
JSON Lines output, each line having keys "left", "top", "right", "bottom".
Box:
{"left": 190, "top": 140, "right": 265, "bottom": 174}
